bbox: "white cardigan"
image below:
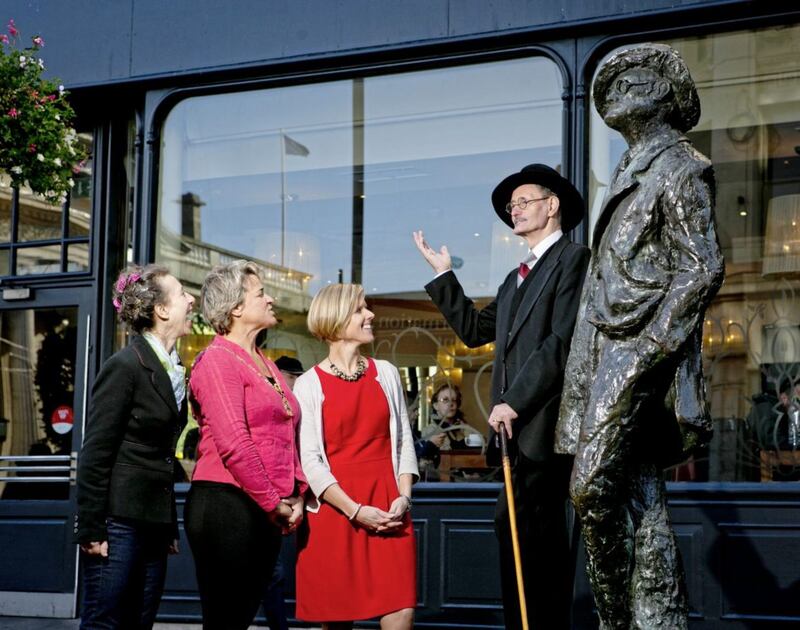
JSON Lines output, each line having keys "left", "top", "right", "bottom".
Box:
{"left": 294, "top": 359, "right": 419, "bottom": 513}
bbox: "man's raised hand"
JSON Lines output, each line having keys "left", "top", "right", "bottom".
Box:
{"left": 413, "top": 230, "right": 452, "bottom": 274}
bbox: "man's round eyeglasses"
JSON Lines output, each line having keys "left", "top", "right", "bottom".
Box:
{"left": 505, "top": 196, "right": 551, "bottom": 214}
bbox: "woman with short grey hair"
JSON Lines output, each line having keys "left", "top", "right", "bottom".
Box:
{"left": 184, "top": 259, "right": 307, "bottom": 630}
{"left": 198, "top": 259, "right": 261, "bottom": 335}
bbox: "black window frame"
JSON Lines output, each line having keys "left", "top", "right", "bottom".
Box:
{"left": 0, "top": 131, "right": 97, "bottom": 282}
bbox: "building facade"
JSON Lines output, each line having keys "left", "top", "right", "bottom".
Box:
{"left": 1, "top": 1, "right": 799, "bottom": 627}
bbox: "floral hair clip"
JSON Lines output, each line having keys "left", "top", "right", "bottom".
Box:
{"left": 112, "top": 272, "right": 142, "bottom": 313}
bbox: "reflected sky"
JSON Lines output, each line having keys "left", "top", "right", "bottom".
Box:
{"left": 159, "top": 56, "right": 564, "bottom": 298}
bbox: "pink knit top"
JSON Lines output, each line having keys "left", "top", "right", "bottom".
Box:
{"left": 189, "top": 335, "right": 307, "bottom": 512}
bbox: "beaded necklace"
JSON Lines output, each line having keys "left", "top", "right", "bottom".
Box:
{"left": 328, "top": 356, "right": 367, "bottom": 382}
{"left": 207, "top": 344, "right": 294, "bottom": 417}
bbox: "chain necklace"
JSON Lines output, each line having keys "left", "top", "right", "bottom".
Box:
{"left": 329, "top": 356, "right": 367, "bottom": 382}
{"left": 206, "top": 344, "right": 294, "bottom": 418}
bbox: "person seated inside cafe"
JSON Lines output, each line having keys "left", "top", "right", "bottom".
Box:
{"left": 416, "top": 384, "right": 482, "bottom": 479}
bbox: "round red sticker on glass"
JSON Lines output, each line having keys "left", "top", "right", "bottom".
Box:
{"left": 51, "top": 405, "right": 74, "bottom": 434}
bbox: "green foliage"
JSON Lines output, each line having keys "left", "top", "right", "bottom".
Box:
{"left": 0, "top": 19, "right": 86, "bottom": 204}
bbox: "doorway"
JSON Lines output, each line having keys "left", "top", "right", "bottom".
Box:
{"left": 0, "top": 288, "right": 92, "bottom": 617}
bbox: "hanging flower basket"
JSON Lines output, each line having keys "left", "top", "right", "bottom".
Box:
{"left": 0, "top": 19, "right": 86, "bottom": 204}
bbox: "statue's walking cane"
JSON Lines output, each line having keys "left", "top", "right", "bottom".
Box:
{"left": 499, "top": 429, "right": 529, "bottom": 630}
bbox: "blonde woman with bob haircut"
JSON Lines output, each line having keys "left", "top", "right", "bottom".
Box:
{"left": 294, "top": 283, "right": 418, "bottom": 630}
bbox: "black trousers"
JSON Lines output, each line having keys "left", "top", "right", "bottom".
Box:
{"left": 185, "top": 481, "right": 282, "bottom": 630}
{"left": 494, "top": 453, "right": 573, "bottom": 630}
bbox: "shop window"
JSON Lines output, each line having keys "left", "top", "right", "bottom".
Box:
{"left": 0, "top": 132, "right": 94, "bottom": 277}
{"left": 157, "top": 56, "right": 564, "bottom": 481}
{"left": 589, "top": 26, "right": 800, "bottom": 482}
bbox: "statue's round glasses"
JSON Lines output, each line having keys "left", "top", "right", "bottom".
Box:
{"left": 505, "top": 196, "right": 551, "bottom": 214}
{"left": 613, "top": 77, "right": 653, "bottom": 95}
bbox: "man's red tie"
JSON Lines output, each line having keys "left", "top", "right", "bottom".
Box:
{"left": 518, "top": 262, "right": 530, "bottom": 280}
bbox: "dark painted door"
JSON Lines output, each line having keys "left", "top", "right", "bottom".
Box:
{"left": 0, "top": 287, "right": 92, "bottom": 617}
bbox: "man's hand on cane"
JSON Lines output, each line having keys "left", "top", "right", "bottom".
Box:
{"left": 488, "top": 403, "right": 518, "bottom": 438}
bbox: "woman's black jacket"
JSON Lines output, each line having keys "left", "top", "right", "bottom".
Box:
{"left": 74, "top": 335, "right": 186, "bottom": 544}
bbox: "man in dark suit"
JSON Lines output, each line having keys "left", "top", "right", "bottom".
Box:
{"left": 413, "top": 164, "right": 590, "bottom": 629}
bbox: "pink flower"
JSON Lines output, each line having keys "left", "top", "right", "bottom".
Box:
{"left": 1, "top": 34, "right": 8, "bottom": 44}
{"left": 28, "top": 143, "right": 36, "bottom": 153}
{"left": 32, "top": 35, "right": 44, "bottom": 47}
{"left": 114, "top": 272, "right": 142, "bottom": 295}
{"left": 7, "top": 19, "right": 18, "bottom": 37}
{"left": 7, "top": 108, "right": 18, "bottom": 118}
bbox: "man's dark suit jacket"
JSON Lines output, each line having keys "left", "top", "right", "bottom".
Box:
{"left": 75, "top": 334, "right": 187, "bottom": 544}
{"left": 425, "top": 235, "right": 590, "bottom": 461}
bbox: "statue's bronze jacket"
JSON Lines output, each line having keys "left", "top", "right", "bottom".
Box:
{"left": 555, "top": 128, "right": 725, "bottom": 457}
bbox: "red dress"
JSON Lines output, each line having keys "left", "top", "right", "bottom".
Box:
{"left": 295, "top": 359, "right": 416, "bottom": 621}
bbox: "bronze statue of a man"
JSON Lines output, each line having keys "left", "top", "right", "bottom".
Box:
{"left": 555, "top": 44, "right": 725, "bottom": 629}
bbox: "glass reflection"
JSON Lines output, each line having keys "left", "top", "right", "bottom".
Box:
{"left": 17, "top": 185, "right": 63, "bottom": 242}
{"left": 17, "top": 244, "right": 61, "bottom": 275}
{"left": 589, "top": 26, "right": 800, "bottom": 482}
{"left": 66, "top": 243, "right": 89, "bottom": 272}
{"left": 0, "top": 307, "right": 77, "bottom": 500}
{"left": 0, "top": 131, "right": 92, "bottom": 276}
{"left": 67, "top": 135, "right": 94, "bottom": 238}
{"left": 158, "top": 56, "right": 564, "bottom": 481}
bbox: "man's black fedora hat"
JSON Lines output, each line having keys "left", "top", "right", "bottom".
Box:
{"left": 491, "top": 163, "right": 585, "bottom": 233}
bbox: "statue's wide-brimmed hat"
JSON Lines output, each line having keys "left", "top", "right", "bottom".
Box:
{"left": 491, "top": 163, "right": 585, "bottom": 233}
{"left": 593, "top": 43, "right": 700, "bottom": 133}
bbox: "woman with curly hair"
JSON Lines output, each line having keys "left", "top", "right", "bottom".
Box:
{"left": 75, "top": 264, "right": 195, "bottom": 629}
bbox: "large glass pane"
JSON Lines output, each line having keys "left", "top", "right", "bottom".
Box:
{"left": 589, "top": 26, "right": 800, "bottom": 482}
{"left": 159, "top": 56, "right": 564, "bottom": 482}
{"left": 0, "top": 307, "right": 77, "bottom": 500}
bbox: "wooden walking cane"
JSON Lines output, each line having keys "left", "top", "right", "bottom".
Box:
{"left": 499, "top": 429, "right": 529, "bottom": 630}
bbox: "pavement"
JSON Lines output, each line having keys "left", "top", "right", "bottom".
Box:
{"left": 0, "top": 619, "right": 81, "bottom": 629}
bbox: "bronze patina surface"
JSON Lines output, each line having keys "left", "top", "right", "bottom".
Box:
{"left": 555, "top": 44, "right": 725, "bottom": 629}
